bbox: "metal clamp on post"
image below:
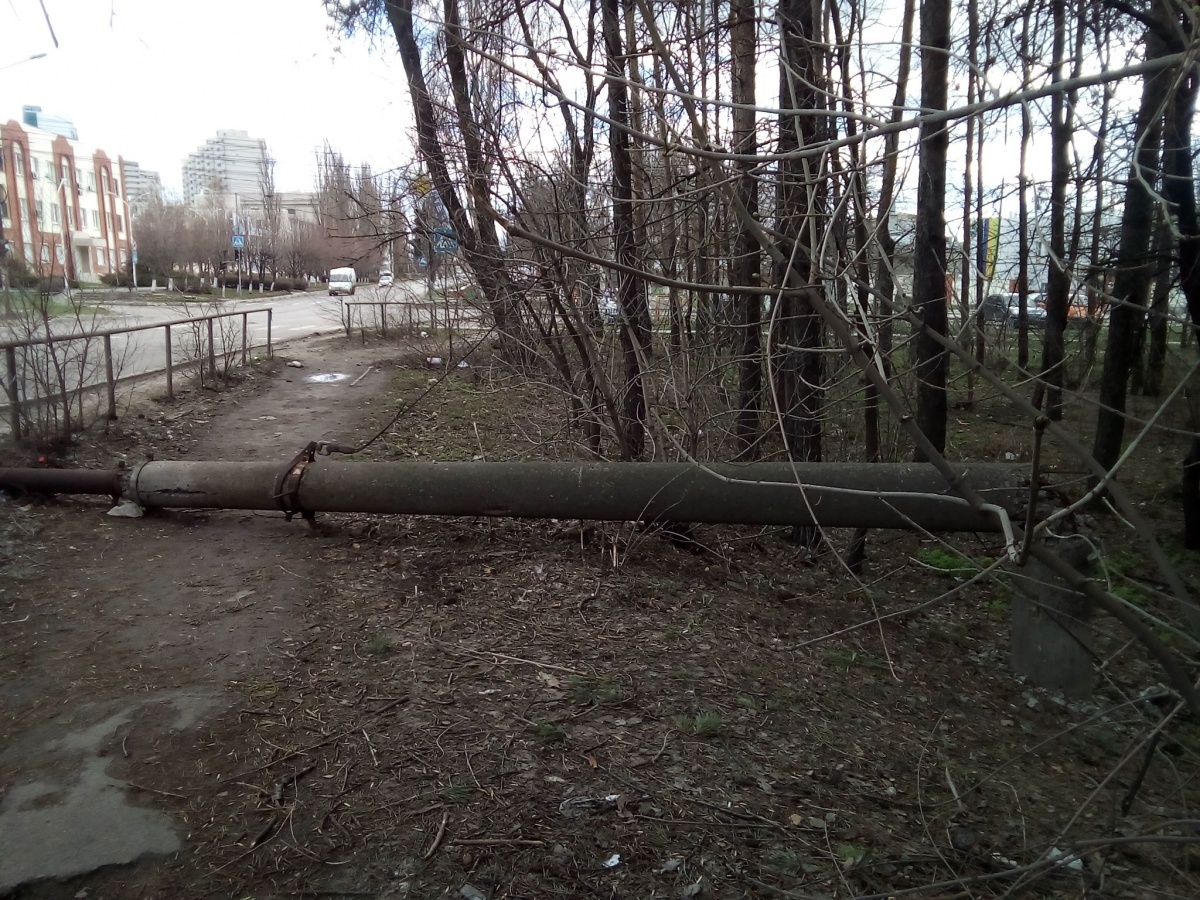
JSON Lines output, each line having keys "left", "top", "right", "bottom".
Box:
{"left": 314, "top": 440, "right": 355, "bottom": 456}
{"left": 274, "top": 442, "right": 318, "bottom": 522}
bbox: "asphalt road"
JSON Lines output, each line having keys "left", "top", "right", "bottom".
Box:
{"left": 1, "top": 278, "right": 487, "bottom": 427}
{"left": 1, "top": 284, "right": 402, "bottom": 416}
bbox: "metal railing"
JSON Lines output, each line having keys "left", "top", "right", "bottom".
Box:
{"left": 1, "top": 308, "right": 273, "bottom": 441}
{"left": 341, "top": 298, "right": 484, "bottom": 340}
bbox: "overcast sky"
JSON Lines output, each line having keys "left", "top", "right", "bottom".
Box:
{"left": 0, "top": 0, "right": 416, "bottom": 196}
{"left": 0, "top": 0, "right": 1072, "bottom": 223}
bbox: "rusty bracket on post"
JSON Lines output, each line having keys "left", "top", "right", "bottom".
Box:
{"left": 273, "top": 442, "right": 318, "bottom": 523}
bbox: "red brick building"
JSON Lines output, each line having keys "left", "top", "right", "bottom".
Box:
{"left": 1, "top": 119, "right": 132, "bottom": 282}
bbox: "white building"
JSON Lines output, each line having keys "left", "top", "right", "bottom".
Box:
{"left": 121, "top": 160, "right": 162, "bottom": 214}
{"left": 1, "top": 118, "right": 131, "bottom": 282}
{"left": 236, "top": 191, "right": 320, "bottom": 226}
{"left": 21, "top": 105, "right": 78, "bottom": 141}
{"left": 182, "top": 129, "right": 268, "bottom": 206}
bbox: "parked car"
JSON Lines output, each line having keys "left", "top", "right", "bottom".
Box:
{"left": 328, "top": 267, "right": 357, "bottom": 296}
{"left": 379, "top": 273, "right": 394, "bottom": 288}
{"left": 599, "top": 292, "right": 620, "bottom": 324}
{"left": 981, "top": 293, "right": 1047, "bottom": 325}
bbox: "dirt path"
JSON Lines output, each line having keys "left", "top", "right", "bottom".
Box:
{"left": 0, "top": 337, "right": 391, "bottom": 893}
{"left": 3, "top": 335, "right": 1197, "bottom": 900}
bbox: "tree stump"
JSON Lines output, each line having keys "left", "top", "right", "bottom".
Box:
{"left": 1010, "top": 536, "right": 1094, "bottom": 699}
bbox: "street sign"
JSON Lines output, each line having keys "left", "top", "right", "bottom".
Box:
{"left": 432, "top": 227, "right": 457, "bottom": 254}
{"left": 132, "top": 250, "right": 138, "bottom": 265}
{"left": 231, "top": 234, "right": 246, "bottom": 249}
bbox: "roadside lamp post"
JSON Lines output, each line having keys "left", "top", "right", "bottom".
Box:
{"left": 107, "top": 190, "right": 136, "bottom": 291}
{"left": 1, "top": 185, "right": 10, "bottom": 315}
{"left": 55, "top": 176, "right": 74, "bottom": 296}
{"left": 0, "top": 52, "right": 47, "bottom": 71}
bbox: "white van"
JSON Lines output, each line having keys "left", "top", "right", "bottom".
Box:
{"left": 329, "top": 267, "right": 357, "bottom": 296}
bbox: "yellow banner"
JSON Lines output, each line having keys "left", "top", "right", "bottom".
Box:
{"left": 977, "top": 216, "right": 1000, "bottom": 281}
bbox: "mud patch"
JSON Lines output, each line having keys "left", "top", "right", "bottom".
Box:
{"left": 0, "top": 700, "right": 193, "bottom": 892}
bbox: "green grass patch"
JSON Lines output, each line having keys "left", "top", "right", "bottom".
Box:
{"left": 987, "top": 597, "right": 1010, "bottom": 617}
{"left": 1112, "top": 583, "right": 1149, "bottom": 609}
{"left": 676, "top": 710, "right": 723, "bottom": 738}
{"left": 822, "top": 648, "right": 888, "bottom": 672}
{"left": 533, "top": 722, "right": 567, "bottom": 745}
{"left": 569, "top": 676, "right": 628, "bottom": 705}
{"left": 364, "top": 632, "right": 393, "bottom": 655}
{"left": 440, "top": 783, "right": 475, "bottom": 803}
{"left": 915, "top": 546, "right": 996, "bottom": 576}
{"left": 766, "top": 848, "right": 803, "bottom": 875}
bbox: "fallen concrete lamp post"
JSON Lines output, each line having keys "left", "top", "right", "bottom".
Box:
{"left": 2, "top": 458, "right": 1112, "bottom": 697}
{"left": 0, "top": 459, "right": 1031, "bottom": 534}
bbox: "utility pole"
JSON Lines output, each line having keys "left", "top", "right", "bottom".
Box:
{"left": 0, "top": 186, "right": 11, "bottom": 317}
{"left": 0, "top": 459, "right": 1031, "bottom": 533}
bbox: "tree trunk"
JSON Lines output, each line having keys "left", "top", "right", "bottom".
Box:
{"left": 1091, "top": 22, "right": 1171, "bottom": 474}
{"left": 973, "top": 16, "right": 990, "bottom": 381}
{"left": 1142, "top": 216, "right": 1173, "bottom": 397}
{"left": 912, "top": 0, "right": 951, "bottom": 459}
{"left": 1017, "top": 6, "right": 1033, "bottom": 371}
{"left": 960, "top": 0, "right": 975, "bottom": 407}
{"left": 774, "top": 0, "right": 827, "bottom": 548}
{"left": 386, "top": 0, "right": 519, "bottom": 350}
{"left": 602, "top": 0, "right": 648, "bottom": 459}
{"left": 731, "top": 0, "right": 761, "bottom": 459}
{"left": 1156, "top": 13, "right": 1200, "bottom": 548}
{"left": 1037, "top": 0, "right": 1071, "bottom": 419}
{"left": 873, "top": 0, "right": 916, "bottom": 379}
{"left": 1079, "top": 57, "right": 1112, "bottom": 382}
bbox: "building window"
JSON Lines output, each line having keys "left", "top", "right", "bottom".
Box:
{"left": 50, "top": 203, "right": 60, "bottom": 225}
{"left": 35, "top": 200, "right": 44, "bottom": 223}
{"left": 91, "top": 210, "right": 100, "bottom": 229}
{"left": 116, "top": 214, "right": 123, "bottom": 234}
{"left": 0, "top": 198, "right": 8, "bottom": 220}
{"left": 67, "top": 206, "right": 74, "bottom": 229}
{"left": 75, "top": 167, "right": 83, "bottom": 188}
{"left": 14, "top": 148, "right": 24, "bottom": 176}
{"left": 30, "top": 157, "right": 39, "bottom": 179}
{"left": 86, "top": 172, "right": 95, "bottom": 192}
{"left": 56, "top": 244, "right": 65, "bottom": 264}
{"left": 119, "top": 249, "right": 127, "bottom": 265}
{"left": 41, "top": 244, "right": 50, "bottom": 263}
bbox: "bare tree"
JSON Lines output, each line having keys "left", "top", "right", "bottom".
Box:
{"left": 911, "top": 0, "right": 951, "bottom": 458}
{"left": 258, "top": 148, "right": 283, "bottom": 283}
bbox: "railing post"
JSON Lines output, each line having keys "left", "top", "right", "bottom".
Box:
{"left": 164, "top": 325, "right": 174, "bottom": 401}
{"left": 267, "top": 309, "right": 273, "bottom": 359}
{"left": 381, "top": 302, "right": 388, "bottom": 338}
{"left": 207, "top": 317, "right": 217, "bottom": 382}
{"left": 103, "top": 334, "right": 117, "bottom": 420}
{"left": 241, "top": 312, "right": 248, "bottom": 365}
{"left": 5, "top": 346, "right": 21, "bottom": 441}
